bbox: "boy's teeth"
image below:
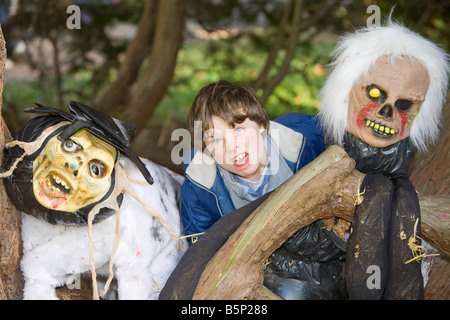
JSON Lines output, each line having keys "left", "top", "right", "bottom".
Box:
{"left": 235, "top": 154, "right": 246, "bottom": 161}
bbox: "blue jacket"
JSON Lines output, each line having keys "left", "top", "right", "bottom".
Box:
{"left": 180, "top": 113, "right": 325, "bottom": 241}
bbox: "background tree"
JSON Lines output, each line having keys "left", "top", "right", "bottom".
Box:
{"left": 0, "top": 27, "right": 23, "bottom": 300}
{"left": 91, "top": 0, "right": 185, "bottom": 129}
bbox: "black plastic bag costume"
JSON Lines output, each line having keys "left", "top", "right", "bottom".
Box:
{"left": 263, "top": 219, "right": 346, "bottom": 300}
{"left": 343, "top": 132, "right": 423, "bottom": 299}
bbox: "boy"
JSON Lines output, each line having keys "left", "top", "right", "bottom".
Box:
{"left": 180, "top": 80, "right": 325, "bottom": 242}
{"left": 161, "top": 81, "right": 346, "bottom": 300}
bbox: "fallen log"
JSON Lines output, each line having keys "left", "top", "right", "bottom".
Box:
{"left": 193, "top": 145, "right": 362, "bottom": 299}
{"left": 192, "top": 145, "right": 449, "bottom": 300}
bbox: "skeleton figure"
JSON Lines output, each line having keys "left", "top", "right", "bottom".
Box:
{"left": 318, "top": 23, "right": 449, "bottom": 299}
{"left": 1, "top": 101, "right": 186, "bottom": 299}
{"left": 347, "top": 56, "right": 429, "bottom": 149}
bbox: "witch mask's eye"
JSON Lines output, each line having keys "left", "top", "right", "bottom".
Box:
{"left": 89, "top": 160, "right": 106, "bottom": 178}
{"left": 62, "top": 140, "right": 82, "bottom": 153}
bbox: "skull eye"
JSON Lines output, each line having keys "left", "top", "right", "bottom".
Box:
{"left": 62, "top": 140, "right": 82, "bottom": 153}
{"left": 395, "top": 99, "right": 413, "bottom": 112}
{"left": 89, "top": 160, "right": 106, "bottom": 178}
{"left": 367, "top": 85, "right": 387, "bottom": 103}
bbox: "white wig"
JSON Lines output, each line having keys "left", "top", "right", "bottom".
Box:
{"left": 318, "top": 22, "right": 449, "bottom": 151}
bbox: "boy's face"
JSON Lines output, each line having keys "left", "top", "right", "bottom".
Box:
{"left": 205, "top": 116, "right": 267, "bottom": 182}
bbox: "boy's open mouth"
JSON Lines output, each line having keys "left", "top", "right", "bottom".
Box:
{"left": 233, "top": 152, "right": 250, "bottom": 170}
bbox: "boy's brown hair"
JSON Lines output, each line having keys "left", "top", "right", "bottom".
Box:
{"left": 188, "top": 80, "right": 270, "bottom": 150}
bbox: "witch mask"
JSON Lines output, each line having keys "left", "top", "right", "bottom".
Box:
{"left": 33, "top": 129, "right": 117, "bottom": 212}
{"left": 347, "top": 55, "right": 430, "bottom": 149}
{"left": 1, "top": 101, "right": 153, "bottom": 226}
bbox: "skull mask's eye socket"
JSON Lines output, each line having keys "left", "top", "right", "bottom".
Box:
{"left": 62, "top": 140, "right": 82, "bottom": 153}
{"left": 395, "top": 99, "right": 413, "bottom": 113}
{"left": 366, "top": 85, "right": 387, "bottom": 103}
{"left": 89, "top": 160, "right": 106, "bottom": 178}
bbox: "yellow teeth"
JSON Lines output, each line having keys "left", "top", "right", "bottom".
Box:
{"left": 365, "top": 120, "right": 395, "bottom": 136}
{"left": 47, "top": 175, "right": 70, "bottom": 195}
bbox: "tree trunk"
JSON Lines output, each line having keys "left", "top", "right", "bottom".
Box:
{"left": 0, "top": 26, "right": 24, "bottom": 300}
{"left": 252, "top": 0, "right": 305, "bottom": 105}
{"left": 92, "top": 0, "right": 186, "bottom": 130}
{"left": 409, "top": 93, "right": 450, "bottom": 300}
{"left": 92, "top": 0, "right": 159, "bottom": 115}
{"left": 192, "top": 145, "right": 450, "bottom": 300}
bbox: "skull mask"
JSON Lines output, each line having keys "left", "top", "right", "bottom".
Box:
{"left": 33, "top": 129, "right": 117, "bottom": 213}
{"left": 347, "top": 55, "right": 430, "bottom": 148}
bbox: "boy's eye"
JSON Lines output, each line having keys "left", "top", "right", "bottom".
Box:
{"left": 213, "top": 139, "right": 222, "bottom": 145}
{"left": 234, "top": 127, "right": 244, "bottom": 133}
